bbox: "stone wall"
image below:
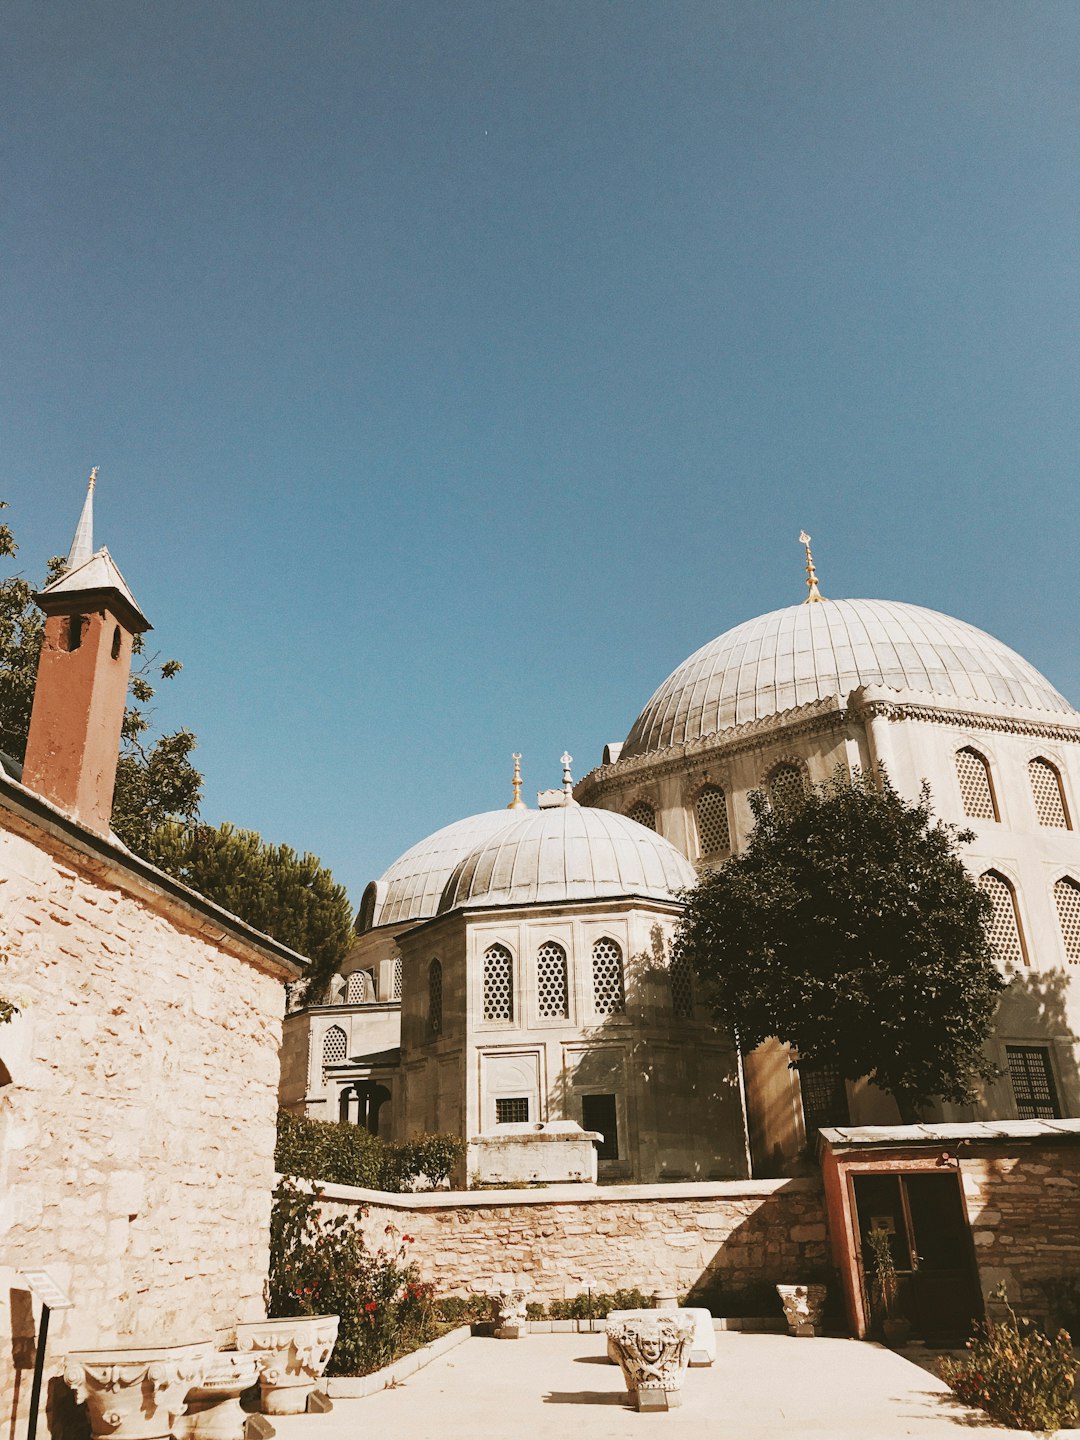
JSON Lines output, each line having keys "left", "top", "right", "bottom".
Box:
{"left": 315, "top": 1176, "right": 827, "bottom": 1307}
{"left": 0, "top": 799, "right": 296, "bottom": 1438}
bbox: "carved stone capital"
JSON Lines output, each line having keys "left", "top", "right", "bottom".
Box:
{"left": 606, "top": 1312, "right": 695, "bottom": 1408}
{"left": 776, "top": 1283, "right": 827, "bottom": 1337}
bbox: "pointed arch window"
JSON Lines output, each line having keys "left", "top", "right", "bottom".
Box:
{"left": 1054, "top": 877, "right": 1080, "bottom": 964}
{"left": 978, "top": 870, "right": 1027, "bottom": 967}
{"left": 536, "top": 941, "right": 569, "bottom": 1020}
{"left": 592, "top": 937, "right": 625, "bottom": 1017}
{"left": 322, "top": 1024, "right": 347, "bottom": 1078}
{"left": 1029, "top": 758, "right": 1070, "bottom": 829}
{"left": 695, "top": 785, "right": 730, "bottom": 855}
{"left": 955, "top": 747, "right": 998, "bottom": 821}
{"left": 483, "top": 944, "right": 514, "bottom": 1022}
{"left": 345, "top": 970, "right": 374, "bottom": 1004}
{"left": 768, "top": 763, "right": 805, "bottom": 815}
{"left": 627, "top": 800, "right": 656, "bottom": 831}
{"left": 428, "top": 959, "right": 443, "bottom": 1037}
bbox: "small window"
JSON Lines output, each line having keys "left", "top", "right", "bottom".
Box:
{"left": 428, "top": 959, "right": 443, "bottom": 1037}
{"left": 1054, "top": 877, "right": 1080, "bottom": 964}
{"left": 581, "top": 1093, "right": 619, "bottom": 1161}
{"left": 1029, "top": 758, "right": 1070, "bottom": 829}
{"left": 798, "top": 1061, "right": 849, "bottom": 1136}
{"left": 64, "top": 614, "right": 85, "bottom": 652}
{"left": 483, "top": 944, "right": 514, "bottom": 1022}
{"left": 670, "top": 951, "right": 694, "bottom": 1019}
{"left": 1006, "top": 1046, "right": 1061, "bottom": 1120}
{"left": 626, "top": 800, "right": 656, "bottom": 831}
{"left": 321, "top": 1025, "right": 347, "bottom": 1078}
{"left": 979, "top": 871, "right": 1027, "bottom": 967}
{"left": 391, "top": 955, "right": 402, "bottom": 1001}
{"left": 591, "top": 937, "right": 625, "bottom": 1017}
{"left": 695, "top": 785, "right": 730, "bottom": 855}
{"left": 345, "top": 971, "right": 374, "bottom": 1004}
{"left": 110, "top": 625, "right": 122, "bottom": 660}
{"left": 768, "top": 763, "right": 805, "bottom": 815}
{"left": 495, "top": 1096, "right": 529, "bottom": 1125}
{"left": 955, "top": 747, "right": 998, "bottom": 821}
{"left": 536, "top": 941, "right": 569, "bottom": 1020}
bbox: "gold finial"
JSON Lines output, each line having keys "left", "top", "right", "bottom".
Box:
{"left": 507, "top": 753, "right": 527, "bottom": 810}
{"left": 799, "top": 530, "right": 824, "bottom": 603}
{"left": 88, "top": 467, "right": 98, "bottom": 491}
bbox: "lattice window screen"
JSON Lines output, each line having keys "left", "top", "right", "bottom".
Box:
{"left": 428, "top": 959, "right": 443, "bottom": 1037}
{"left": 626, "top": 800, "right": 656, "bottom": 831}
{"left": 978, "top": 871, "right": 1026, "bottom": 967}
{"left": 695, "top": 785, "right": 730, "bottom": 854}
{"left": 592, "top": 937, "right": 625, "bottom": 1016}
{"left": 1054, "top": 878, "right": 1080, "bottom": 963}
{"left": 1030, "top": 759, "right": 1069, "bottom": 828}
{"left": 536, "top": 941, "right": 569, "bottom": 1020}
{"left": 670, "top": 952, "right": 694, "bottom": 1019}
{"left": 345, "top": 971, "right": 372, "bottom": 1004}
{"left": 799, "top": 1063, "right": 850, "bottom": 1134}
{"left": 322, "top": 1025, "right": 347, "bottom": 1077}
{"left": 955, "top": 748, "right": 997, "bottom": 820}
{"left": 391, "top": 956, "right": 403, "bottom": 1000}
{"left": 483, "top": 944, "right": 514, "bottom": 1022}
{"left": 1006, "top": 1046, "right": 1061, "bottom": 1120}
{"left": 769, "top": 764, "right": 805, "bottom": 814}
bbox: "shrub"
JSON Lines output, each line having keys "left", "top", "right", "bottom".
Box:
{"left": 938, "top": 1285, "right": 1077, "bottom": 1432}
{"left": 275, "top": 1110, "right": 464, "bottom": 1192}
{"left": 434, "top": 1294, "right": 493, "bottom": 1326}
{"left": 540, "top": 1289, "right": 655, "bottom": 1320}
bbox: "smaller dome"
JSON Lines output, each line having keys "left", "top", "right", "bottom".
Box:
{"left": 439, "top": 804, "right": 696, "bottom": 913}
{"left": 368, "top": 810, "right": 526, "bottom": 930}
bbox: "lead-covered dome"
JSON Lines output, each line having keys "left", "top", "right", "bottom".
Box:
{"left": 438, "top": 804, "right": 696, "bottom": 913}
{"left": 623, "top": 599, "right": 1077, "bottom": 759}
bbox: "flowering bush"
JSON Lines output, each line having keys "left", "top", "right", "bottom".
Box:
{"left": 938, "top": 1285, "right": 1077, "bottom": 1432}
{"left": 267, "top": 1179, "right": 440, "bottom": 1376}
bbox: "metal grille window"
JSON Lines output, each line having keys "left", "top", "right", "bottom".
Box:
{"left": 627, "top": 800, "right": 656, "bottom": 831}
{"left": 391, "top": 956, "right": 402, "bottom": 1000}
{"left": 695, "top": 785, "right": 730, "bottom": 855}
{"left": 670, "top": 952, "right": 694, "bottom": 1019}
{"left": 1030, "top": 758, "right": 1069, "bottom": 828}
{"left": 1006, "top": 1046, "right": 1061, "bottom": 1120}
{"left": 483, "top": 944, "right": 514, "bottom": 1022}
{"left": 768, "top": 763, "right": 805, "bottom": 814}
{"left": 536, "top": 941, "right": 569, "bottom": 1020}
{"left": 428, "top": 959, "right": 443, "bottom": 1037}
{"left": 979, "top": 871, "right": 1026, "bottom": 967}
{"left": 955, "top": 747, "right": 998, "bottom": 821}
{"left": 322, "top": 1024, "right": 347, "bottom": 1078}
{"left": 495, "top": 1096, "right": 529, "bottom": 1124}
{"left": 1055, "top": 877, "right": 1080, "bottom": 963}
{"left": 799, "top": 1062, "right": 849, "bottom": 1135}
{"left": 591, "top": 937, "right": 625, "bottom": 1016}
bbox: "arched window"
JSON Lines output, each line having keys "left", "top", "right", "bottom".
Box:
{"left": 1054, "top": 877, "right": 1080, "bottom": 964}
{"left": 768, "top": 763, "right": 805, "bottom": 815}
{"left": 592, "top": 937, "right": 625, "bottom": 1017}
{"left": 695, "top": 785, "right": 730, "bottom": 855}
{"left": 979, "top": 870, "right": 1027, "bottom": 967}
{"left": 483, "top": 944, "right": 514, "bottom": 1022}
{"left": 391, "top": 955, "right": 403, "bottom": 1001}
{"left": 428, "top": 959, "right": 443, "bottom": 1037}
{"left": 955, "top": 747, "right": 998, "bottom": 821}
{"left": 626, "top": 799, "right": 656, "bottom": 831}
{"left": 536, "top": 941, "right": 569, "bottom": 1020}
{"left": 1029, "top": 758, "right": 1070, "bottom": 829}
{"left": 670, "top": 951, "right": 694, "bottom": 1019}
{"left": 345, "top": 970, "right": 374, "bottom": 1004}
{"left": 322, "top": 1024, "right": 347, "bottom": 1078}
{"left": 356, "top": 881, "right": 378, "bottom": 934}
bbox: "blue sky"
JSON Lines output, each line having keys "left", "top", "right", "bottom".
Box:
{"left": 5, "top": 2, "right": 1080, "bottom": 899}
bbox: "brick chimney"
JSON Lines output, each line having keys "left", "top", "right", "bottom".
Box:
{"left": 23, "top": 474, "right": 151, "bottom": 835}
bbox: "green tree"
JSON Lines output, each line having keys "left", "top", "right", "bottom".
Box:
{"left": 673, "top": 767, "right": 1007, "bottom": 1122}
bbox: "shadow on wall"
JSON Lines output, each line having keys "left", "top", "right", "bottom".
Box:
{"left": 999, "top": 964, "right": 1080, "bottom": 1117}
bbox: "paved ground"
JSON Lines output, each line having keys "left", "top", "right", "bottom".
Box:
{"left": 272, "top": 1331, "right": 1055, "bottom": 1440}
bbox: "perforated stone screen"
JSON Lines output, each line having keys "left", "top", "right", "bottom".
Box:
{"left": 670, "top": 952, "right": 693, "bottom": 1019}
{"left": 536, "top": 941, "right": 568, "bottom": 1020}
{"left": 391, "top": 956, "right": 402, "bottom": 1000}
{"left": 428, "top": 959, "right": 443, "bottom": 1036}
{"left": 1030, "top": 758, "right": 1069, "bottom": 828}
{"left": 483, "top": 944, "right": 514, "bottom": 1022}
{"left": 769, "top": 764, "right": 804, "bottom": 814}
{"left": 626, "top": 800, "right": 656, "bottom": 831}
{"left": 1054, "top": 878, "right": 1080, "bottom": 963}
{"left": 322, "top": 1024, "right": 347, "bottom": 1077}
{"left": 591, "top": 937, "right": 625, "bottom": 1016}
{"left": 695, "top": 785, "right": 730, "bottom": 855}
{"left": 955, "top": 748, "right": 997, "bottom": 820}
{"left": 1006, "top": 1045, "right": 1060, "bottom": 1119}
{"left": 979, "top": 871, "right": 1025, "bottom": 967}
{"left": 345, "top": 971, "right": 371, "bottom": 1004}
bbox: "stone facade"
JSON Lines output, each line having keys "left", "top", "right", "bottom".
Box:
{"left": 0, "top": 783, "right": 301, "bottom": 1437}
{"left": 314, "top": 1177, "right": 826, "bottom": 1306}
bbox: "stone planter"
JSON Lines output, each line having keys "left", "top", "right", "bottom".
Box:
{"left": 173, "top": 1353, "right": 260, "bottom": 1440}
{"left": 234, "top": 1316, "right": 339, "bottom": 1415}
{"left": 606, "top": 1312, "right": 696, "bottom": 1412}
{"left": 63, "top": 1342, "right": 215, "bottom": 1440}
{"left": 776, "top": 1284, "right": 827, "bottom": 1338}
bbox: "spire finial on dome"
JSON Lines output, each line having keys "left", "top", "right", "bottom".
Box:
{"left": 68, "top": 468, "right": 98, "bottom": 571}
{"left": 561, "top": 751, "right": 574, "bottom": 796}
{"left": 798, "top": 530, "right": 824, "bottom": 603}
{"left": 507, "top": 753, "right": 527, "bottom": 810}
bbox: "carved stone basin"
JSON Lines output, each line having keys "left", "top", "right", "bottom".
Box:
{"left": 63, "top": 1341, "right": 215, "bottom": 1440}
{"left": 234, "top": 1316, "right": 339, "bottom": 1415}
{"left": 173, "top": 1352, "right": 259, "bottom": 1440}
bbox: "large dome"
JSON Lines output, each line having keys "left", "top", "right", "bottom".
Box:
{"left": 438, "top": 804, "right": 696, "bottom": 913}
{"left": 367, "top": 810, "right": 526, "bottom": 930}
{"left": 623, "top": 598, "right": 1077, "bottom": 759}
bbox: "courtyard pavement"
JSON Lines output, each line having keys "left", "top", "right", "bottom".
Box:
{"left": 271, "top": 1331, "right": 1073, "bottom": 1439}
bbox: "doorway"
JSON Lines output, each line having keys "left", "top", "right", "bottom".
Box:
{"left": 852, "top": 1171, "right": 981, "bottom": 1343}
